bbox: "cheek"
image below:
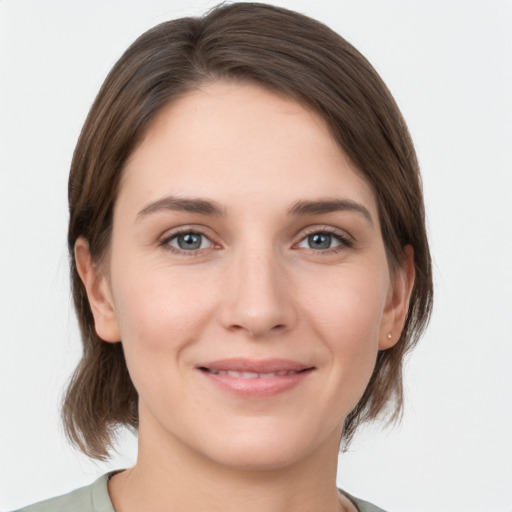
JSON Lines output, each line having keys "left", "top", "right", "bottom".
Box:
{"left": 300, "top": 264, "right": 388, "bottom": 365}
{"left": 111, "top": 263, "right": 218, "bottom": 357}
{"left": 109, "top": 266, "right": 221, "bottom": 408}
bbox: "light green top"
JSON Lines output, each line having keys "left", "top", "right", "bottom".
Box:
{"left": 14, "top": 472, "right": 387, "bottom": 512}
{"left": 13, "top": 474, "right": 115, "bottom": 512}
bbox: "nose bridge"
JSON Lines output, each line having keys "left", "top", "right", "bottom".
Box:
{"left": 218, "top": 237, "right": 295, "bottom": 337}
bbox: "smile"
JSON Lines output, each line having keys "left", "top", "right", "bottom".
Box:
{"left": 197, "top": 358, "right": 314, "bottom": 398}
{"left": 202, "top": 369, "right": 303, "bottom": 378}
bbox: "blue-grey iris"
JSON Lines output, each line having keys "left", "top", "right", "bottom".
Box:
{"left": 178, "top": 233, "right": 202, "bottom": 250}
{"left": 308, "top": 233, "right": 331, "bottom": 249}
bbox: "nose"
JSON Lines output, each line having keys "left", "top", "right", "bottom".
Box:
{"left": 218, "top": 247, "right": 297, "bottom": 338}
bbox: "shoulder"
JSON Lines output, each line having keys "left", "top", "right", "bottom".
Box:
{"left": 342, "top": 490, "right": 389, "bottom": 512}
{"left": 12, "top": 473, "right": 115, "bottom": 512}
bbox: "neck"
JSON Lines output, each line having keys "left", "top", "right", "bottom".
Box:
{"left": 109, "top": 412, "right": 347, "bottom": 512}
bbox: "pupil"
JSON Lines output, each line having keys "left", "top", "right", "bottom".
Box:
{"left": 178, "top": 233, "right": 201, "bottom": 250}
{"left": 309, "top": 233, "right": 331, "bottom": 249}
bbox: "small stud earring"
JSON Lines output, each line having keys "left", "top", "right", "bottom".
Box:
{"left": 387, "top": 333, "right": 392, "bottom": 340}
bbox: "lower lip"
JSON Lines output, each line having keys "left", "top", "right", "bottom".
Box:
{"left": 199, "top": 369, "right": 313, "bottom": 398}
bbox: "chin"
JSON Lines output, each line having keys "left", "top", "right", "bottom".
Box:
{"left": 207, "top": 442, "right": 308, "bottom": 472}
{"left": 194, "top": 419, "right": 340, "bottom": 473}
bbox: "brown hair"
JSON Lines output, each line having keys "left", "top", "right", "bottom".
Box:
{"left": 64, "top": 2, "right": 433, "bottom": 460}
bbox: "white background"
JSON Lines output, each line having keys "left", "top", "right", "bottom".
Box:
{"left": 0, "top": 1, "right": 511, "bottom": 511}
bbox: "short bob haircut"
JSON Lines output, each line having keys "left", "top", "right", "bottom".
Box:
{"left": 63, "top": 2, "right": 433, "bottom": 460}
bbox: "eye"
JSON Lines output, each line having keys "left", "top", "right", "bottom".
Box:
{"left": 163, "top": 231, "right": 214, "bottom": 252}
{"left": 296, "top": 230, "right": 352, "bottom": 252}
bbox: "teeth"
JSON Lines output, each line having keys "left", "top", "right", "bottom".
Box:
{"left": 207, "top": 369, "right": 299, "bottom": 378}
{"left": 229, "top": 371, "right": 258, "bottom": 378}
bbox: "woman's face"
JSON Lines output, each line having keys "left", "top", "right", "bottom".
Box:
{"left": 79, "top": 81, "right": 411, "bottom": 470}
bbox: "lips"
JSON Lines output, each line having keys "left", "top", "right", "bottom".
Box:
{"left": 198, "top": 357, "right": 311, "bottom": 373}
{"left": 205, "top": 369, "right": 301, "bottom": 378}
{"left": 197, "top": 358, "right": 314, "bottom": 397}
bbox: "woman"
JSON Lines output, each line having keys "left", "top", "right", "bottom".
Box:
{"left": 16, "top": 3, "right": 432, "bottom": 511}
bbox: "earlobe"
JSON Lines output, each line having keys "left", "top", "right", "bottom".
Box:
{"left": 74, "top": 237, "right": 121, "bottom": 343}
{"left": 379, "top": 245, "right": 415, "bottom": 350}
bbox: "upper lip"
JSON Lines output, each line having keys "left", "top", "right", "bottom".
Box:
{"left": 197, "top": 358, "right": 313, "bottom": 373}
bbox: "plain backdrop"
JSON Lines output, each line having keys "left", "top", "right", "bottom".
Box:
{"left": 1, "top": 1, "right": 511, "bottom": 511}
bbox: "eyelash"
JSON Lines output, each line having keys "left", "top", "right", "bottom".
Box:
{"left": 296, "top": 226, "right": 354, "bottom": 254}
{"left": 158, "top": 226, "right": 354, "bottom": 255}
{"left": 158, "top": 228, "right": 219, "bottom": 255}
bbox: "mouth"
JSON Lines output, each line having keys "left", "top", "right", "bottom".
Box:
{"left": 200, "top": 369, "right": 307, "bottom": 378}
{"left": 196, "top": 358, "right": 315, "bottom": 397}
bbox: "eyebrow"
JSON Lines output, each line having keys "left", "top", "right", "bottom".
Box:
{"left": 288, "top": 198, "right": 373, "bottom": 224}
{"left": 136, "top": 195, "right": 373, "bottom": 224}
{"left": 137, "top": 196, "right": 225, "bottom": 219}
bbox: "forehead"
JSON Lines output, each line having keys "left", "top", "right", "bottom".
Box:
{"left": 118, "top": 81, "right": 378, "bottom": 218}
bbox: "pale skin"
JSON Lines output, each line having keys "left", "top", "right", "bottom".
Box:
{"left": 76, "top": 82, "right": 415, "bottom": 512}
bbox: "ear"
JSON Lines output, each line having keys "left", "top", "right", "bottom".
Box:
{"left": 74, "top": 237, "right": 121, "bottom": 343}
{"left": 379, "top": 245, "right": 415, "bottom": 350}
